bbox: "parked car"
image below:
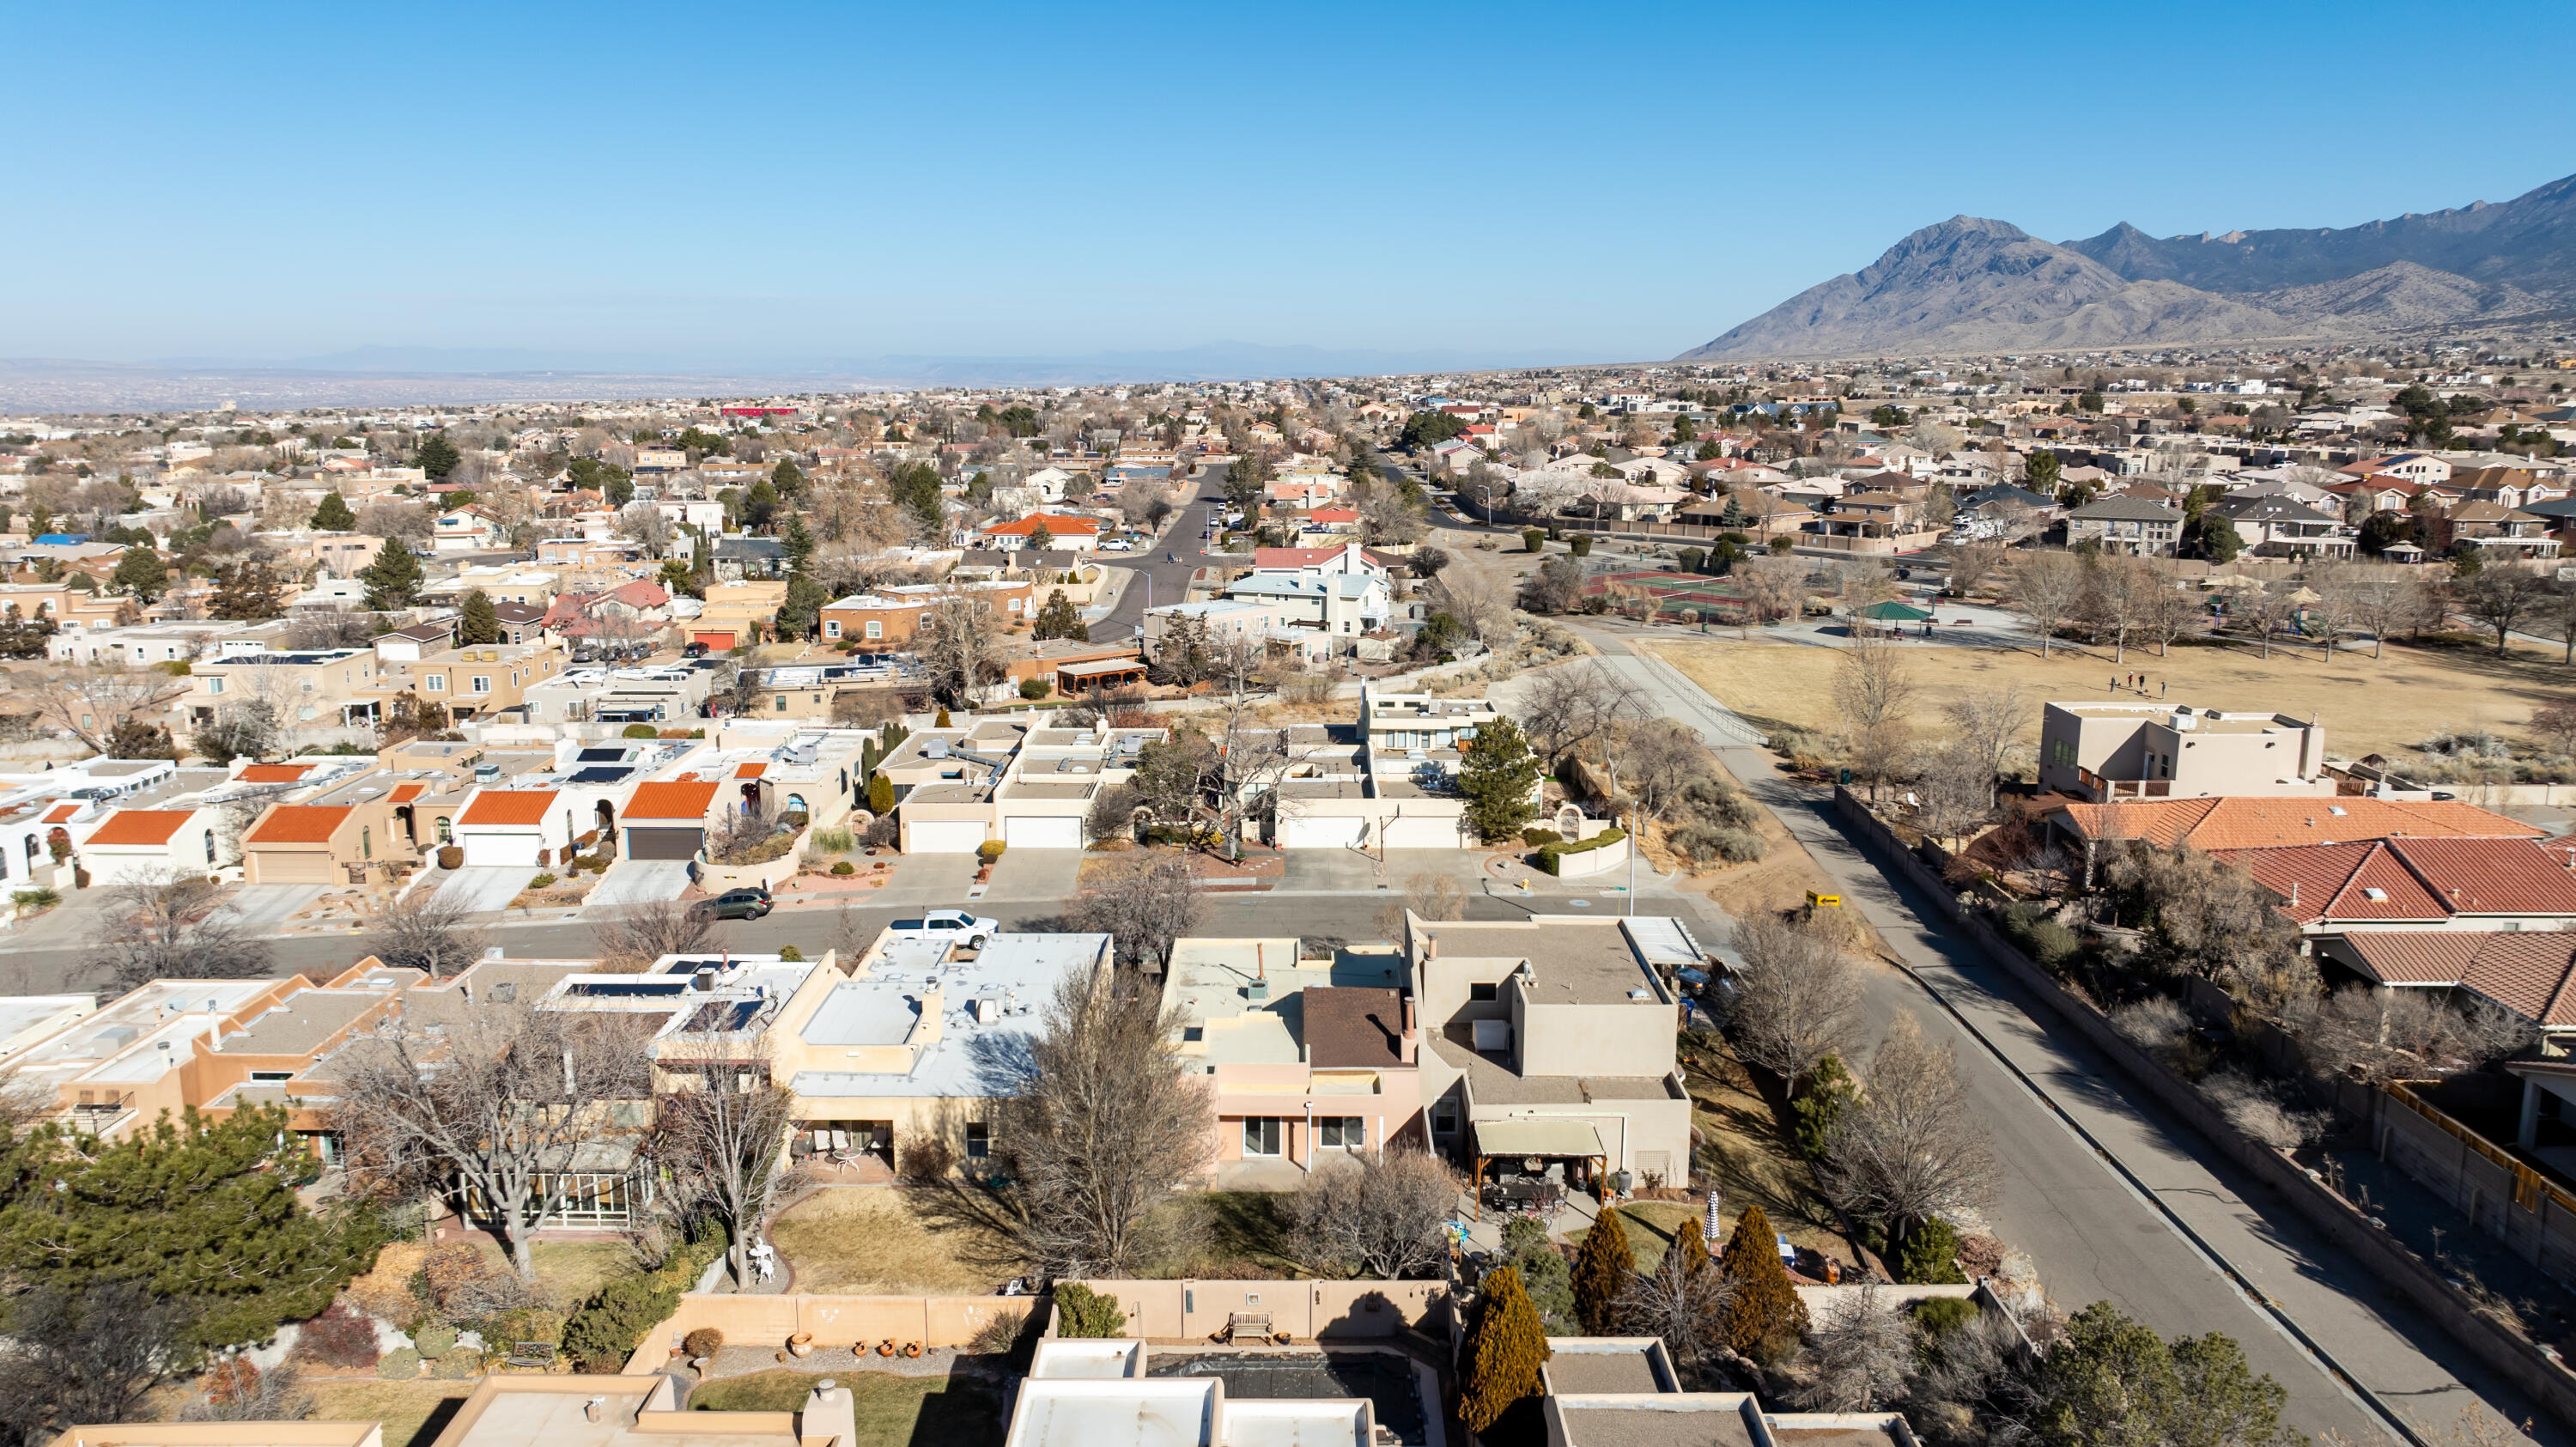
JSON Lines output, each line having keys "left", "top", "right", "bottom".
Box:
{"left": 888, "top": 909, "right": 999, "bottom": 947}
{"left": 693, "top": 887, "right": 774, "bottom": 921}
{"left": 1100, "top": 538, "right": 1133, "bottom": 551}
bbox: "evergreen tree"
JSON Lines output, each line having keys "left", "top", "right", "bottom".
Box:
{"left": 2029, "top": 1301, "right": 2287, "bottom": 1447}
{"left": 459, "top": 588, "right": 501, "bottom": 645}
{"left": 1677, "top": 1221, "right": 1714, "bottom": 1277}
{"left": 0, "top": 1105, "right": 383, "bottom": 1350}
{"left": 105, "top": 719, "right": 176, "bottom": 759}
{"left": 2024, "top": 449, "right": 2063, "bottom": 495}
{"left": 1027, "top": 520, "right": 1056, "bottom": 552}
{"left": 359, "top": 535, "right": 424, "bottom": 611}
{"left": 0, "top": 605, "right": 57, "bottom": 660}
{"left": 1717, "top": 1205, "right": 1808, "bottom": 1354}
{"left": 743, "top": 479, "right": 779, "bottom": 530}
{"left": 1033, "top": 588, "right": 1087, "bottom": 642}
{"left": 209, "top": 559, "right": 284, "bottom": 621}
{"left": 1457, "top": 714, "right": 1542, "bottom": 842}
{"left": 1571, "top": 1205, "right": 1635, "bottom": 1335}
{"left": 415, "top": 434, "right": 461, "bottom": 480}
{"left": 889, "top": 461, "right": 947, "bottom": 536}
{"left": 110, "top": 544, "right": 168, "bottom": 601}
{"left": 308, "top": 493, "right": 356, "bottom": 531}
{"left": 934, "top": 708, "right": 952, "bottom": 728}
{"left": 1459, "top": 1264, "right": 1551, "bottom": 1434}
{"left": 776, "top": 574, "right": 829, "bottom": 640}
{"left": 781, "top": 514, "right": 817, "bottom": 575}
{"left": 771, "top": 458, "right": 806, "bottom": 497}
{"left": 867, "top": 772, "right": 895, "bottom": 815}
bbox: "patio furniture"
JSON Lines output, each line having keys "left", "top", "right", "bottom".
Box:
{"left": 1222, "top": 1312, "right": 1273, "bottom": 1343}
{"left": 505, "top": 1342, "right": 556, "bottom": 1370}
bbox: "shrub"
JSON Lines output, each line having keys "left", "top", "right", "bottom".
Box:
{"left": 527, "top": 872, "right": 557, "bottom": 891}
{"left": 683, "top": 1327, "right": 725, "bottom": 1359}
{"left": 475, "top": 1306, "right": 565, "bottom": 1350}
{"left": 1996, "top": 903, "right": 2078, "bottom": 967}
{"left": 902, "top": 1134, "right": 955, "bottom": 1183}
{"left": 1911, "top": 1296, "right": 1979, "bottom": 1339}
{"left": 830, "top": 860, "right": 855, "bottom": 876}
{"left": 432, "top": 1348, "right": 484, "bottom": 1378}
{"left": 622, "top": 723, "right": 661, "bottom": 739}
{"left": 1053, "top": 1282, "right": 1127, "bottom": 1338}
{"left": 1521, "top": 826, "right": 1563, "bottom": 847}
{"left": 1792, "top": 1054, "right": 1856, "bottom": 1159}
{"left": 1533, "top": 828, "right": 1625, "bottom": 876}
{"left": 412, "top": 1324, "right": 458, "bottom": 1359}
{"left": 2109, "top": 996, "right": 2190, "bottom": 1050}
{"left": 1522, "top": 528, "right": 1546, "bottom": 553}
{"left": 1670, "top": 823, "right": 1765, "bottom": 869}
{"left": 1459, "top": 1265, "right": 1549, "bottom": 1432}
{"left": 969, "top": 1309, "right": 1026, "bottom": 1356}
{"left": 1718, "top": 1205, "right": 1807, "bottom": 1356}
{"left": 976, "top": 840, "right": 1005, "bottom": 860}
{"left": 779, "top": 945, "right": 805, "bottom": 962}
{"left": 1893, "top": 1217, "right": 1966, "bottom": 1285}
{"left": 374, "top": 1348, "right": 422, "bottom": 1380}
{"left": 437, "top": 845, "right": 464, "bottom": 870}
{"left": 1018, "top": 678, "right": 1050, "bottom": 700}
{"left": 1570, "top": 536, "right": 1592, "bottom": 557}
{"left": 813, "top": 827, "right": 855, "bottom": 853}
{"left": 559, "top": 1228, "right": 723, "bottom": 1370}
{"left": 10, "top": 888, "right": 58, "bottom": 912}
{"left": 294, "top": 1299, "right": 383, "bottom": 1369}
{"left": 1571, "top": 1207, "right": 1633, "bottom": 1335}
{"left": 934, "top": 709, "right": 952, "bottom": 727}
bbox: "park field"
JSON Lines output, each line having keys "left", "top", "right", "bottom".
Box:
{"left": 1642, "top": 631, "right": 2576, "bottom": 764}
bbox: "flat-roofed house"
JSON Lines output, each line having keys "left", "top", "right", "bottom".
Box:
{"left": 2037, "top": 701, "right": 2333, "bottom": 801}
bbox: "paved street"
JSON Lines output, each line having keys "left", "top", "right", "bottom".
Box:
{"left": 1572, "top": 621, "right": 2541, "bottom": 1446}
{"left": 1085, "top": 465, "right": 1230, "bottom": 641}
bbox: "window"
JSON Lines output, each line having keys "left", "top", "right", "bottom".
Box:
{"left": 1318, "top": 1116, "right": 1365, "bottom": 1149}
{"left": 865, "top": 620, "right": 883, "bottom": 640}
{"left": 361, "top": 826, "right": 372, "bottom": 860}
{"left": 209, "top": 678, "right": 225, "bottom": 695}
{"left": 471, "top": 677, "right": 491, "bottom": 694}
{"left": 1431, "top": 1099, "right": 1459, "bottom": 1135}
{"left": 1242, "top": 1117, "right": 1284, "bottom": 1157}
{"left": 204, "top": 830, "right": 216, "bottom": 864}
{"left": 250, "top": 1070, "right": 294, "bottom": 1083}
{"left": 964, "top": 1122, "right": 990, "bottom": 1159}
{"left": 425, "top": 675, "right": 447, "bottom": 692}
{"left": 435, "top": 817, "right": 453, "bottom": 844}
{"left": 775, "top": 695, "right": 788, "bottom": 711}
{"left": 824, "top": 620, "right": 841, "bottom": 638}
{"left": 1468, "top": 982, "right": 1498, "bottom": 1002}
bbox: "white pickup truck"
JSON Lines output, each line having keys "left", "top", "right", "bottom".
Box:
{"left": 887, "top": 909, "right": 1000, "bottom": 947}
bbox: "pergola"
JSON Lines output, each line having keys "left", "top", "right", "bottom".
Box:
{"left": 1055, "top": 656, "right": 1149, "bottom": 696}
{"left": 1467, "top": 1117, "right": 1608, "bottom": 1221}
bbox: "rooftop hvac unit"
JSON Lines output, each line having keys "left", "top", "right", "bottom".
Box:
{"left": 926, "top": 739, "right": 951, "bottom": 759}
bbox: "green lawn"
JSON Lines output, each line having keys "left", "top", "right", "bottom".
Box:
{"left": 690, "top": 1371, "right": 1004, "bottom": 1447}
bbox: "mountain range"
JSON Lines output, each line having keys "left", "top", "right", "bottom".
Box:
{"left": 1679, "top": 172, "right": 2576, "bottom": 360}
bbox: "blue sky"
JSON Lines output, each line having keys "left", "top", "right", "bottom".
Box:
{"left": 8, "top": 0, "right": 2576, "bottom": 372}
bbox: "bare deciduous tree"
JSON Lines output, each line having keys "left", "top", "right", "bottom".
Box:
{"left": 1288, "top": 1147, "right": 1456, "bottom": 1279}
{"left": 1614, "top": 1239, "right": 1735, "bottom": 1389}
{"left": 1429, "top": 569, "right": 1516, "bottom": 648}
{"left": 2458, "top": 568, "right": 2547, "bottom": 656}
{"left": 86, "top": 867, "right": 273, "bottom": 993}
{"left": 31, "top": 663, "right": 191, "bottom": 754}
{"left": 2007, "top": 552, "right": 2085, "bottom": 658}
{"left": 2281, "top": 987, "right": 2535, "bottom": 1084}
{"left": 987, "top": 964, "right": 1214, "bottom": 1275}
{"left": 1942, "top": 685, "right": 2026, "bottom": 809}
{"left": 361, "top": 890, "right": 488, "bottom": 980}
{"left": 1726, "top": 915, "right": 1865, "bottom": 1091}
{"left": 1798, "top": 1281, "right": 1912, "bottom": 1412}
{"left": 918, "top": 584, "right": 1006, "bottom": 708}
{"left": 333, "top": 1003, "right": 655, "bottom": 1278}
{"left": 594, "top": 897, "right": 715, "bottom": 971}
{"left": 1820, "top": 1013, "right": 1997, "bottom": 1261}
{"left": 2081, "top": 556, "right": 2154, "bottom": 663}
{"left": 1069, "top": 852, "right": 1205, "bottom": 971}
{"left": 653, "top": 1047, "right": 807, "bottom": 1286}
{"left": 1834, "top": 631, "right": 1914, "bottom": 800}
{"left": 2134, "top": 562, "right": 2202, "bottom": 656}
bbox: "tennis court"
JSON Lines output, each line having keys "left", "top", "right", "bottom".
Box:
{"left": 1582, "top": 569, "right": 1751, "bottom": 622}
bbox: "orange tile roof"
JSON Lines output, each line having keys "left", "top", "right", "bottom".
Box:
{"left": 627, "top": 781, "right": 720, "bottom": 821}
{"left": 459, "top": 790, "right": 558, "bottom": 826}
{"left": 985, "top": 514, "right": 1102, "bottom": 536}
{"left": 2340, "top": 933, "right": 2576, "bottom": 1026}
{"left": 2215, "top": 836, "right": 2576, "bottom": 925}
{"left": 388, "top": 783, "right": 426, "bottom": 805}
{"left": 85, "top": 810, "right": 195, "bottom": 848}
{"left": 41, "top": 804, "right": 80, "bottom": 824}
{"left": 247, "top": 806, "right": 355, "bottom": 846}
{"left": 2052, "top": 796, "right": 2539, "bottom": 852}
{"left": 240, "top": 763, "right": 314, "bottom": 783}
{"left": 734, "top": 763, "right": 767, "bottom": 780}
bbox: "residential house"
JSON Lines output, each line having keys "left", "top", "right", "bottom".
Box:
{"left": 2212, "top": 493, "right": 2354, "bottom": 558}
{"left": 185, "top": 648, "right": 385, "bottom": 733}
{"left": 2219, "top": 836, "right": 2576, "bottom": 939}
{"left": 687, "top": 581, "right": 789, "bottom": 650}
{"left": 817, "top": 579, "right": 1038, "bottom": 648}
{"left": 618, "top": 777, "right": 726, "bottom": 860}
{"left": 2429, "top": 500, "right": 2563, "bottom": 559}
{"left": 371, "top": 641, "right": 568, "bottom": 723}
{"left": 2062, "top": 496, "right": 2183, "bottom": 556}
{"left": 76, "top": 806, "right": 227, "bottom": 884}
{"left": 890, "top": 720, "right": 1167, "bottom": 853}
{"left": 2038, "top": 701, "right": 2332, "bottom": 801}
{"left": 431, "top": 508, "right": 510, "bottom": 553}
{"left": 981, "top": 513, "right": 1104, "bottom": 552}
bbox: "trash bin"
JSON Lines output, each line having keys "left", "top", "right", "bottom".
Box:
{"left": 1838, "top": 767, "right": 1854, "bottom": 786}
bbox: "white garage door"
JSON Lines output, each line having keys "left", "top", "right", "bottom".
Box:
{"left": 1382, "top": 815, "right": 1465, "bottom": 849}
{"left": 1279, "top": 814, "right": 1368, "bottom": 849}
{"left": 1004, "top": 815, "right": 1083, "bottom": 849}
{"left": 463, "top": 833, "right": 543, "bottom": 868}
{"left": 908, "top": 819, "right": 989, "bottom": 854}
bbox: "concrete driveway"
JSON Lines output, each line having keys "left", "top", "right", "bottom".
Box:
{"left": 586, "top": 860, "right": 692, "bottom": 911}
{"left": 431, "top": 866, "right": 528, "bottom": 916}
{"left": 982, "top": 848, "right": 1084, "bottom": 902}
{"left": 214, "top": 884, "right": 329, "bottom": 933}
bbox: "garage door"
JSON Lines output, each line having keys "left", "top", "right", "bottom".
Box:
{"left": 1279, "top": 814, "right": 1368, "bottom": 849}
{"left": 463, "top": 833, "right": 543, "bottom": 868}
{"left": 1382, "top": 815, "right": 1465, "bottom": 849}
{"left": 249, "top": 850, "right": 336, "bottom": 885}
{"left": 624, "top": 826, "right": 703, "bottom": 861}
{"left": 1003, "top": 815, "right": 1083, "bottom": 849}
{"left": 908, "top": 819, "right": 989, "bottom": 854}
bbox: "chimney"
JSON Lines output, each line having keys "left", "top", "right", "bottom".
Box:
{"left": 584, "top": 1400, "right": 605, "bottom": 1425}
{"left": 1423, "top": 933, "right": 1437, "bottom": 961}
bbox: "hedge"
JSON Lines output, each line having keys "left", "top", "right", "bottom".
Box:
{"left": 560, "top": 1225, "right": 730, "bottom": 1371}
{"left": 1533, "top": 828, "right": 1625, "bottom": 876}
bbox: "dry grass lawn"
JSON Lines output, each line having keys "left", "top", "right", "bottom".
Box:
{"left": 307, "top": 1381, "right": 477, "bottom": 1447}
{"left": 1674, "top": 1036, "right": 1846, "bottom": 1260}
{"left": 771, "top": 1189, "right": 1028, "bottom": 1295}
{"left": 690, "top": 1370, "right": 1005, "bottom": 1447}
{"left": 1643, "top": 632, "right": 2576, "bottom": 764}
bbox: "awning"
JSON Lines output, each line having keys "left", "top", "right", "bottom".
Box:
{"left": 1473, "top": 1118, "right": 1606, "bottom": 1159}
{"left": 1057, "top": 657, "right": 1146, "bottom": 678}
{"left": 1854, "top": 601, "right": 1931, "bottom": 621}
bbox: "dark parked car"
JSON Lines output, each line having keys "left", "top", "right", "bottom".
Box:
{"left": 693, "top": 887, "right": 773, "bottom": 921}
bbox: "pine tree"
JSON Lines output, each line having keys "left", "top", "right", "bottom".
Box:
{"left": 867, "top": 772, "right": 895, "bottom": 815}
{"left": 1033, "top": 588, "right": 1086, "bottom": 642}
{"left": 111, "top": 544, "right": 168, "bottom": 601}
{"left": 360, "top": 535, "right": 424, "bottom": 611}
{"left": 1027, "top": 520, "right": 1056, "bottom": 552}
{"left": 1718, "top": 1205, "right": 1808, "bottom": 1354}
{"left": 1571, "top": 1205, "right": 1635, "bottom": 1335}
{"left": 309, "top": 492, "right": 356, "bottom": 531}
{"left": 781, "top": 514, "right": 817, "bottom": 575}
{"left": 1458, "top": 714, "right": 1543, "bottom": 842}
{"left": 459, "top": 588, "right": 500, "bottom": 645}
{"left": 416, "top": 434, "right": 460, "bottom": 480}
{"left": 771, "top": 458, "right": 806, "bottom": 497}
{"left": 1459, "top": 1264, "right": 1552, "bottom": 1434}
{"left": 1677, "top": 1221, "right": 1714, "bottom": 1277}
{"left": 934, "top": 708, "right": 952, "bottom": 728}
{"left": 210, "top": 559, "right": 284, "bottom": 621}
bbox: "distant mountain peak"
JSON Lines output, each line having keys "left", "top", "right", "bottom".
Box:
{"left": 1679, "top": 170, "right": 2576, "bottom": 360}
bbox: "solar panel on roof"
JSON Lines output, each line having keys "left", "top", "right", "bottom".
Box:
{"left": 568, "top": 767, "right": 634, "bottom": 784}
{"left": 576, "top": 748, "right": 628, "bottom": 763}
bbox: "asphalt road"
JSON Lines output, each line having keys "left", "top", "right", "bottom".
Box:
{"left": 1568, "top": 623, "right": 2545, "bottom": 1447}
{"left": 1087, "top": 466, "right": 1230, "bottom": 641}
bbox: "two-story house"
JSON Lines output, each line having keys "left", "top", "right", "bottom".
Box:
{"left": 2063, "top": 496, "right": 2183, "bottom": 556}
{"left": 2037, "top": 700, "right": 2333, "bottom": 801}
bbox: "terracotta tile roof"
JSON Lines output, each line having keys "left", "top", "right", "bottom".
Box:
{"left": 627, "top": 781, "right": 720, "bottom": 821}
{"left": 459, "top": 789, "right": 558, "bottom": 827}
{"left": 984, "top": 514, "right": 1102, "bottom": 537}
{"left": 734, "top": 763, "right": 767, "bottom": 780}
{"left": 248, "top": 806, "right": 353, "bottom": 846}
{"left": 240, "top": 763, "right": 314, "bottom": 783}
{"left": 2053, "top": 796, "right": 2538, "bottom": 851}
{"left": 2381, "top": 836, "right": 2576, "bottom": 915}
{"left": 85, "top": 810, "right": 195, "bottom": 848}
{"left": 2337, "top": 933, "right": 2483, "bottom": 986}
{"left": 388, "top": 783, "right": 426, "bottom": 805}
{"left": 2215, "top": 836, "right": 2576, "bottom": 925}
{"left": 1301, "top": 986, "right": 1408, "bottom": 1069}
{"left": 2344, "top": 933, "right": 2576, "bottom": 1026}
{"left": 41, "top": 804, "right": 80, "bottom": 825}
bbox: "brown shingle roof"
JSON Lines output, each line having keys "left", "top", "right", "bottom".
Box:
{"left": 1301, "top": 986, "right": 1408, "bottom": 1070}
